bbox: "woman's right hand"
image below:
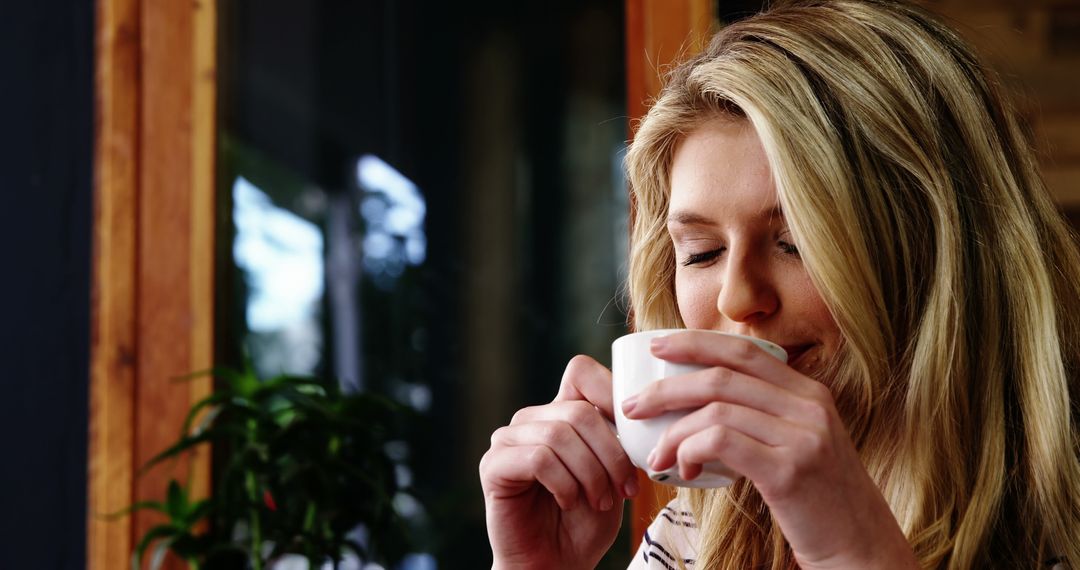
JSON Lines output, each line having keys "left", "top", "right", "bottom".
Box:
{"left": 479, "top": 355, "right": 640, "bottom": 570}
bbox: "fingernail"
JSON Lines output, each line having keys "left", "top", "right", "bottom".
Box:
{"left": 650, "top": 337, "right": 668, "bottom": 352}
{"left": 599, "top": 492, "right": 613, "bottom": 511}
{"left": 623, "top": 477, "right": 639, "bottom": 498}
{"left": 621, "top": 395, "right": 639, "bottom": 415}
{"left": 647, "top": 448, "right": 657, "bottom": 468}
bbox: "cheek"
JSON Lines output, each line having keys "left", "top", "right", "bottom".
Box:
{"left": 675, "top": 270, "right": 718, "bottom": 328}
{"left": 790, "top": 273, "right": 842, "bottom": 346}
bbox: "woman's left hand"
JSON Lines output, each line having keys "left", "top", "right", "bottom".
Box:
{"left": 621, "top": 331, "right": 918, "bottom": 570}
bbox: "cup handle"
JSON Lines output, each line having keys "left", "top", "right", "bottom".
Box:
{"left": 647, "top": 460, "right": 726, "bottom": 479}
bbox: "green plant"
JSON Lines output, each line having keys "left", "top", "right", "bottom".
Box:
{"left": 126, "top": 364, "right": 416, "bottom": 569}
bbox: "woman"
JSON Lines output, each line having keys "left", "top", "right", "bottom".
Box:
{"left": 478, "top": 1, "right": 1080, "bottom": 567}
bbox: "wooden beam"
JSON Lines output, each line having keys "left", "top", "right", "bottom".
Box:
{"left": 132, "top": 0, "right": 216, "bottom": 560}
{"left": 626, "top": 0, "right": 713, "bottom": 136}
{"left": 624, "top": 0, "right": 714, "bottom": 551}
{"left": 189, "top": 0, "right": 218, "bottom": 513}
{"left": 89, "top": 0, "right": 216, "bottom": 567}
{"left": 89, "top": 0, "right": 140, "bottom": 567}
{"left": 133, "top": 2, "right": 196, "bottom": 554}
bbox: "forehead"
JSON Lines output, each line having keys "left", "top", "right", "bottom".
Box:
{"left": 668, "top": 117, "right": 779, "bottom": 224}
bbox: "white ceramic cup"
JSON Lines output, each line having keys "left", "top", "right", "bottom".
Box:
{"left": 611, "top": 329, "right": 787, "bottom": 488}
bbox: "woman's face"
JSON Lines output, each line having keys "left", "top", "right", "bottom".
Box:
{"left": 667, "top": 117, "right": 842, "bottom": 375}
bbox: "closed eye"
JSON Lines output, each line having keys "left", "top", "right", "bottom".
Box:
{"left": 681, "top": 248, "right": 724, "bottom": 266}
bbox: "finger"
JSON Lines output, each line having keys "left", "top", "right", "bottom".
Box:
{"left": 623, "top": 365, "right": 800, "bottom": 420}
{"left": 510, "top": 401, "right": 638, "bottom": 498}
{"left": 650, "top": 331, "right": 818, "bottom": 397}
{"left": 673, "top": 425, "right": 780, "bottom": 484}
{"left": 553, "top": 354, "right": 615, "bottom": 420}
{"left": 491, "top": 421, "right": 616, "bottom": 511}
{"left": 480, "top": 444, "right": 581, "bottom": 511}
{"left": 648, "top": 402, "right": 801, "bottom": 474}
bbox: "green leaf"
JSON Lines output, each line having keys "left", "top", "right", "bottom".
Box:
{"left": 214, "top": 363, "right": 250, "bottom": 384}
{"left": 138, "top": 431, "right": 218, "bottom": 474}
{"left": 169, "top": 367, "right": 215, "bottom": 383}
{"left": 179, "top": 391, "right": 228, "bottom": 437}
{"left": 234, "top": 367, "right": 262, "bottom": 398}
{"left": 140, "top": 423, "right": 252, "bottom": 475}
{"left": 166, "top": 480, "right": 186, "bottom": 518}
{"left": 129, "top": 362, "right": 423, "bottom": 568}
{"left": 100, "top": 500, "right": 168, "bottom": 521}
{"left": 132, "top": 524, "right": 178, "bottom": 570}
{"left": 184, "top": 498, "right": 213, "bottom": 526}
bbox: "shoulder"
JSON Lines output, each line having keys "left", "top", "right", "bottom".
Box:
{"left": 628, "top": 499, "right": 699, "bottom": 569}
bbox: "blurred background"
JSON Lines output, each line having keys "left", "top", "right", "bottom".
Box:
{"left": 1, "top": 0, "right": 1078, "bottom": 568}
{"left": 217, "top": 0, "right": 1080, "bottom": 562}
{"left": 217, "top": 0, "right": 631, "bottom": 566}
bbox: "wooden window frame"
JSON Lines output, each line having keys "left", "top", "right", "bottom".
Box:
{"left": 88, "top": 0, "right": 217, "bottom": 567}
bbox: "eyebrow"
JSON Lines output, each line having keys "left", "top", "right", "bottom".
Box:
{"left": 667, "top": 206, "right": 786, "bottom": 226}
{"left": 666, "top": 211, "right": 717, "bottom": 226}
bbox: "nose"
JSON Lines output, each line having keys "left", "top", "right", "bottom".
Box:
{"left": 716, "top": 248, "right": 779, "bottom": 324}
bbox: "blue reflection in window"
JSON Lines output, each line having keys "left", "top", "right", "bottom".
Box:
{"left": 233, "top": 177, "right": 325, "bottom": 376}
{"left": 356, "top": 155, "right": 426, "bottom": 289}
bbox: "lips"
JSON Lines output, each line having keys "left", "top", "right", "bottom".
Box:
{"left": 780, "top": 344, "right": 814, "bottom": 367}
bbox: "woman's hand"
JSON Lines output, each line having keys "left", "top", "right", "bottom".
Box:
{"left": 622, "top": 331, "right": 917, "bottom": 570}
{"left": 479, "top": 355, "right": 639, "bottom": 570}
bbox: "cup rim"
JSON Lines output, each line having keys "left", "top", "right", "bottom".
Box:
{"left": 613, "top": 328, "right": 786, "bottom": 361}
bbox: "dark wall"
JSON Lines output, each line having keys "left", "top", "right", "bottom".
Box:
{"left": 0, "top": 1, "right": 94, "bottom": 568}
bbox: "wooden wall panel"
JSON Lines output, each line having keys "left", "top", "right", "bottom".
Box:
{"left": 918, "top": 1, "right": 1080, "bottom": 206}
{"left": 624, "top": 0, "right": 714, "bottom": 551}
{"left": 625, "top": 0, "right": 713, "bottom": 136}
{"left": 89, "top": 0, "right": 216, "bottom": 567}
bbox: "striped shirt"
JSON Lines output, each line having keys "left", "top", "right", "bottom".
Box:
{"left": 629, "top": 500, "right": 698, "bottom": 570}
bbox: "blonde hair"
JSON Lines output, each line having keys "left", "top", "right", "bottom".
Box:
{"left": 625, "top": 1, "right": 1080, "bottom": 567}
